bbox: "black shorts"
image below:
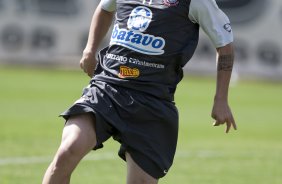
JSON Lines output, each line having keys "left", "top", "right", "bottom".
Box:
{"left": 60, "top": 80, "right": 179, "bottom": 179}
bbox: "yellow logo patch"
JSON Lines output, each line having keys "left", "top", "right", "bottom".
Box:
{"left": 118, "top": 66, "right": 140, "bottom": 78}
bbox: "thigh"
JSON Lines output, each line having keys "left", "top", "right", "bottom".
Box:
{"left": 61, "top": 113, "right": 97, "bottom": 156}
{"left": 126, "top": 152, "right": 158, "bottom": 184}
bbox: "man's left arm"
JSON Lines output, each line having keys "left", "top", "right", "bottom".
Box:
{"left": 212, "top": 43, "right": 237, "bottom": 133}
{"left": 189, "top": 0, "right": 237, "bottom": 133}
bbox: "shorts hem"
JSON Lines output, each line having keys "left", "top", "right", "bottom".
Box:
{"left": 59, "top": 103, "right": 112, "bottom": 150}
{"left": 118, "top": 145, "right": 166, "bottom": 179}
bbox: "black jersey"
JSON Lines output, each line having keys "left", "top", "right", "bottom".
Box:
{"left": 93, "top": 0, "right": 199, "bottom": 101}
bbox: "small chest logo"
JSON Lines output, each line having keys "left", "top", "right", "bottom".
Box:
{"left": 127, "top": 6, "right": 152, "bottom": 32}
{"left": 118, "top": 66, "right": 140, "bottom": 78}
{"left": 163, "top": 0, "right": 179, "bottom": 7}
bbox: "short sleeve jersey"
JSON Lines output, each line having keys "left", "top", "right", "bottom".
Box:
{"left": 94, "top": 0, "right": 233, "bottom": 101}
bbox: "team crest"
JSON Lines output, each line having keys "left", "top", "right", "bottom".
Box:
{"left": 163, "top": 0, "right": 179, "bottom": 7}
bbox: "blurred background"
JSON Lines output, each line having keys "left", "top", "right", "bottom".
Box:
{"left": 0, "top": 0, "right": 282, "bottom": 184}
{"left": 0, "top": 0, "right": 281, "bottom": 80}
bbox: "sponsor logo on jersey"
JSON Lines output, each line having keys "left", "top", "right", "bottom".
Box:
{"left": 118, "top": 66, "right": 140, "bottom": 78}
{"left": 110, "top": 6, "right": 165, "bottom": 55}
{"left": 163, "top": 0, "right": 179, "bottom": 7}
{"left": 223, "top": 23, "right": 232, "bottom": 33}
{"left": 127, "top": 6, "right": 152, "bottom": 32}
{"left": 106, "top": 53, "right": 128, "bottom": 64}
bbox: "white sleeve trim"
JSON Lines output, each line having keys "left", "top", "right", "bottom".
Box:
{"left": 188, "top": 0, "right": 233, "bottom": 48}
{"left": 101, "top": 0, "right": 116, "bottom": 12}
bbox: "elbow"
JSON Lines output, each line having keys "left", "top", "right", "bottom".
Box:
{"left": 216, "top": 43, "right": 235, "bottom": 72}
{"left": 216, "top": 42, "right": 234, "bottom": 58}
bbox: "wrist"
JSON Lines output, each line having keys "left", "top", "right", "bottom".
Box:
{"left": 83, "top": 44, "right": 98, "bottom": 55}
{"left": 83, "top": 48, "right": 96, "bottom": 57}
{"left": 214, "top": 95, "right": 228, "bottom": 102}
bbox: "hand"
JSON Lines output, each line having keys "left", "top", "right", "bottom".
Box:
{"left": 79, "top": 51, "right": 97, "bottom": 78}
{"left": 211, "top": 99, "right": 237, "bottom": 133}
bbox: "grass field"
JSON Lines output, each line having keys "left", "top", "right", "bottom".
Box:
{"left": 0, "top": 66, "right": 281, "bottom": 184}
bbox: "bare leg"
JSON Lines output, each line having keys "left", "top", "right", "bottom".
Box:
{"left": 126, "top": 152, "right": 158, "bottom": 184}
{"left": 42, "top": 113, "right": 97, "bottom": 184}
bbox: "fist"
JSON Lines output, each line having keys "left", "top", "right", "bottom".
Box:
{"left": 79, "top": 51, "right": 97, "bottom": 78}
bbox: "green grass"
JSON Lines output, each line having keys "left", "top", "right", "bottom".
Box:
{"left": 0, "top": 66, "right": 281, "bottom": 184}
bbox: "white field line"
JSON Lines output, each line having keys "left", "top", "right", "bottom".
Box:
{"left": 0, "top": 152, "right": 116, "bottom": 166}
{"left": 0, "top": 151, "right": 223, "bottom": 166}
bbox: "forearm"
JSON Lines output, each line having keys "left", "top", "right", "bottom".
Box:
{"left": 84, "top": 3, "right": 114, "bottom": 54}
{"left": 214, "top": 43, "right": 234, "bottom": 101}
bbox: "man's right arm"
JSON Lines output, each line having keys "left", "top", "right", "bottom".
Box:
{"left": 80, "top": 1, "right": 115, "bottom": 77}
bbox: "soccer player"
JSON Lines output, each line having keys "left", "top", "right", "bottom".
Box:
{"left": 42, "top": 0, "right": 237, "bottom": 183}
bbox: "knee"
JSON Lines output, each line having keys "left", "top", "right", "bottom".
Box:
{"left": 52, "top": 144, "right": 78, "bottom": 170}
{"left": 129, "top": 177, "right": 157, "bottom": 184}
{"left": 130, "top": 178, "right": 146, "bottom": 184}
{"left": 46, "top": 143, "right": 84, "bottom": 179}
{"left": 54, "top": 142, "right": 82, "bottom": 166}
